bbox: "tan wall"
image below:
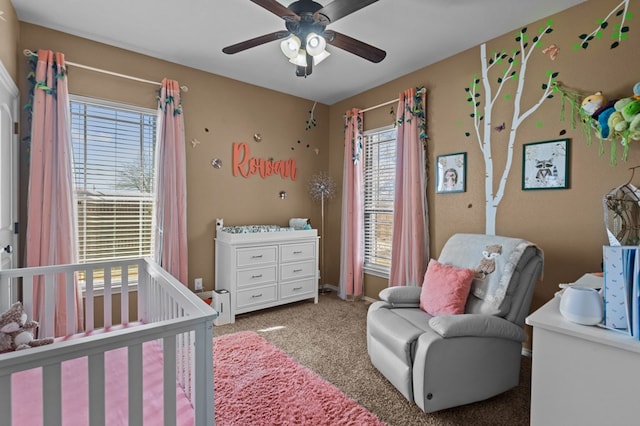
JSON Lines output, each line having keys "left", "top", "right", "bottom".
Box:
{"left": 88, "top": 292, "right": 138, "bottom": 329}
{"left": 0, "top": 0, "right": 19, "bottom": 81}
{"left": 328, "top": 0, "right": 640, "bottom": 315}
{"left": 15, "top": 0, "right": 640, "bottom": 327}
{"left": 18, "top": 23, "right": 330, "bottom": 292}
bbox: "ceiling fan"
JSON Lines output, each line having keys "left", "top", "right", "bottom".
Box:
{"left": 222, "top": 0, "right": 386, "bottom": 77}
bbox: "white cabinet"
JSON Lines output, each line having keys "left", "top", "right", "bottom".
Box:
{"left": 215, "top": 229, "right": 318, "bottom": 323}
{"left": 526, "top": 295, "right": 640, "bottom": 426}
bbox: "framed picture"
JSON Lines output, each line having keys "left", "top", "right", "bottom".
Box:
{"left": 522, "top": 138, "right": 570, "bottom": 190}
{"left": 437, "top": 152, "right": 466, "bottom": 193}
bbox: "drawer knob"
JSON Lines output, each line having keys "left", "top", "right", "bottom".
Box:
{"left": 293, "top": 286, "right": 302, "bottom": 291}
{"left": 251, "top": 274, "right": 263, "bottom": 279}
{"left": 251, "top": 254, "right": 263, "bottom": 259}
{"left": 293, "top": 269, "right": 303, "bottom": 273}
{"left": 293, "top": 251, "right": 302, "bottom": 254}
{"left": 251, "top": 293, "right": 263, "bottom": 298}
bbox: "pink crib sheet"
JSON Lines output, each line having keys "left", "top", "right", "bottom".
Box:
{"left": 11, "top": 339, "right": 195, "bottom": 426}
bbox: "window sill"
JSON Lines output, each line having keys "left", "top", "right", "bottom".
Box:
{"left": 364, "top": 266, "right": 390, "bottom": 280}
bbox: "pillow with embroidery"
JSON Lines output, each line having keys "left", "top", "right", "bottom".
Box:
{"left": 419, "top": 259, "right": 475, "bottom": 316}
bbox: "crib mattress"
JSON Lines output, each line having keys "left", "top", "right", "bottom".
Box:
{"left": 11, "top": 339, "right": 195, "bottom": 426}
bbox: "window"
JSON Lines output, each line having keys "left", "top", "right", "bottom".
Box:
{"left": 363, "top": 126, "right": 397, "bottom": 277}
{"left": 70, "top": 96, "right": 156, "bottom": 265}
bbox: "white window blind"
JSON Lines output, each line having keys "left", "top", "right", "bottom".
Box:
{"left": 363, "top": 126, "right": 397, "bottom": 276}
{"left": 70, "top": 96, "right": 156, "bottom": 264}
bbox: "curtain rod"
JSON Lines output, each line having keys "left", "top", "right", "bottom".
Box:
{"left": 360, "top": 88, "right": 426, "bottom": 113}
{"left": 23, "top": 49, "right": 189, "bottom": 92}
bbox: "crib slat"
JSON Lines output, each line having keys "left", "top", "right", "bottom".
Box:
{"left": 189, "top": 331, "right": 195, "bottom": 402}
{"left": 43, "top": 273, "right": 56, "bottom": 338}
{"left": 65, "top": 271, "right": 75, "bottom": 335}
{"left": 176, "top": 332, "right": 185, "bottom": 391}
{"left": 43, "top": 362, "right": 62, "bottom": 426}
{"left": 22, "top": 274, "right": 34, "bottom": 321}
{"left": 128, "top": 343, "right": 143, "bottom": 425}
{"left": 194, "top": 322, "right": 215, "bottom": 426}
{"left": 0, "top": 276, "right": 11, "bottom": 313}
{"left": 88, "top": 352, "right": 106, "bottom": 426}
{"left": 103, "top": 268, "right": 112, "bottom": 328}
{"left": 121, "top": 266, "right": 129, "bottom": 325}
{"left": 164, "top": 335, "right": 177, "bottom": 426}
{"left": 85, "top": 272, "right": 95, "bottom": 332}
{"left": 137, "top": 260, "right": 148, "bottom": 322}
{"left": 0, "top": 374, "right": 11, "bottom": 426}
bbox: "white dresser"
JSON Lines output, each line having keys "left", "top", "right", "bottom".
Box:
{"left": 214, "top": 228, "right": 319, "bottom": 323}
{"left": 526, "top": 295, "right": 640, "bottom": 425}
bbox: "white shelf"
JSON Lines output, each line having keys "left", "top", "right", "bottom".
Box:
{"left": 526, "top": 295, "right": 640, "bottom": 354}
{"left": 526, "top": 294, "right": 640, "bottom": 426}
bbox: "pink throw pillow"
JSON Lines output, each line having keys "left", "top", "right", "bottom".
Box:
{"left": 419, "top": 259, "right": 475, "bottom": 316}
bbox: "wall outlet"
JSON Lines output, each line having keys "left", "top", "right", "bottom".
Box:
{"left": 194, "top": 278, "right": 203, "bottom": 291}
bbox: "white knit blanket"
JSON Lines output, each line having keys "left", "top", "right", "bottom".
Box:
{"left": 438, "top": 234, "right": 537, "bottom": 312}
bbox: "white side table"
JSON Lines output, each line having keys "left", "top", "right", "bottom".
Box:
{"left": 526, "top": 295, "right": 640, "bottom": 426}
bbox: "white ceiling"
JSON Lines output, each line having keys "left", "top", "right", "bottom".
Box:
{"left": 11, "top": 0, "right": 586, "bottom": 105}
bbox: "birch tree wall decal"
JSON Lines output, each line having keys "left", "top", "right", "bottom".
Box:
{"left": 464, "top": 22, "right": 558, "bottom": 235}
{"left": 574, "top": 0, "right": 632, "bottom": 50}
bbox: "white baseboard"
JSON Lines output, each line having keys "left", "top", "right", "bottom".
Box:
{"left": 320, "top": 283, "right": 339, "bottom": 293}
{"left": 319, "top": 284, "right": 378, "bottom": 305}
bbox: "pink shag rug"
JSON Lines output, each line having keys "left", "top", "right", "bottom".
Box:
{"left": 214, "top": 331, "right": 386, "bottom": 426}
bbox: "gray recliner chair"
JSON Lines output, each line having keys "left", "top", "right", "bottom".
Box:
{"left": 367, "top": 233, "right": 543, "bottom": 413}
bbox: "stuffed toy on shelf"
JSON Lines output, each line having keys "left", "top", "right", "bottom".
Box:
{"left": 581, "top": 83, "right": 640, "bottom": 146}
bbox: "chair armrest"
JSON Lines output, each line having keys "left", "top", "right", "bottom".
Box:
{"left": 378, "top": 286, "right": 422, "bottom": 307}
{"left": 428, "top": 314, "right": 525, "bottom": 342}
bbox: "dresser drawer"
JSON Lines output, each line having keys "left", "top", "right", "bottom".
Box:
{"left": 280, "top": 260, "right": 315, "bottom": 281}
{"left": 236, "top": 285, "right": 277, "bottom": 309}
{"left": 280, "top": 279, "right": 316, "bottom": 300}
{"left": 237, "top": 266, "right": 277, "bottom": 288}
{"left": 236, "top": 246, "right": 277, "bottom": 267}
{"left": 281, "top": 242, "right": 315, "bottom": 262}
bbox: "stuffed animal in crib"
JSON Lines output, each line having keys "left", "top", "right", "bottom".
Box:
{"left": 0, "top": 302, "right": 54, "bottom": 353}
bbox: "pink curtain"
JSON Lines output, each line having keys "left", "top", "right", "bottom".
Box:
{"left": 25, "top": 50, "right": 83, "bottom": 336}
{"left": 389, "top": 88, "right": 429, "bottom": 287}
{"left": 338, "top": 108, "right": 364, "bottom": 299}
{"left": 154, "top": 79, "right": 188, "bottom": 285}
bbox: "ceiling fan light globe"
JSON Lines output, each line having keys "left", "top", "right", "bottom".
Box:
{"left": 306, "top": 32, "right": 326, "bottom": 56}
{"left": 289, "top": 49, "right": 308, "bottom": 67}
{"left": 280, "top": 35, "right": 301, "bottom": 59}
{"left": 312, "top": 50, "right": 330, "bottom": 65}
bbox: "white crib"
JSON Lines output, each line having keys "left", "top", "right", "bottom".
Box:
{"left": 0, "top": 258, "right": 215, "bottom": 426}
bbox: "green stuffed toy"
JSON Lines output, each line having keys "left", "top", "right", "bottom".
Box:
{"left": 610, "top": 83, "right": 640, "bottom": 144}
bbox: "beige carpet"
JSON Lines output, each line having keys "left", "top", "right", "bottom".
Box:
{"left": 214, "top": 291, "right": 531, "bottom": 426}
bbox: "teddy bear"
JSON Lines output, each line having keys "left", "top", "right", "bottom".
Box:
{"left": 580, "top": 91, "right": 618, "bottom": 139}
{"left": 0, "top": 301, "right": 54, "bottom": 353}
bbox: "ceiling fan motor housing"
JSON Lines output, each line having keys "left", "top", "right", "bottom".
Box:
{"left": 286, "top": 0, "right": 329, "bottom": 47}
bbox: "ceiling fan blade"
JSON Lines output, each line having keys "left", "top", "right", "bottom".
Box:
{"left": 315, "top": 0, "right": 379, "bottom": 23}
{"left": 324, "top": 30, "right": 386, "bottom": 63}
{"left": 249, "top": 0, "right": 300, "bottom": 21}
{"left": 223, "top": 31, "right": 290, "bottom": 54}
